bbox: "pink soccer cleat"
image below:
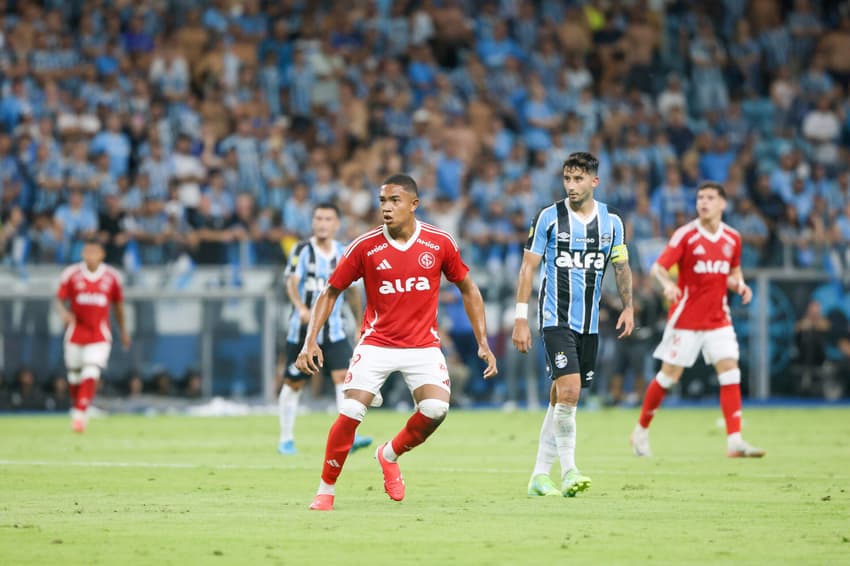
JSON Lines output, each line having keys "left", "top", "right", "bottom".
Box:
{"left": 72, "top": 418, "right": 86, "bottom": 433}
{"left": 309, "top": 494, "right": 334, "bottom": 511}
{"left": 375, "top": 443, "right": 405, "bottom": 501}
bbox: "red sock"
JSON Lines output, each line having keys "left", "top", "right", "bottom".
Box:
{"left": 390, "top": 411, "right": 441, "bottom": 458}
{"left": 69, "top": 384, "right": 80, "bottom": 406}
{"left": 320, "top": 414, "right": 360, "bottom": 485}
{"left": 76, "top": 378, "right": 97, "bottom": 411}
{"left": 638, "top": 379, "right": 668, "bottom": 428}
{"left": 719, "top": 384, "right": 742, "bottom": 435}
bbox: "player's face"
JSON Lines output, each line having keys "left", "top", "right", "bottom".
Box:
{"left": 81, "top": 243, "right": 105, "bottom": 271}
{"left": 696, "top": 188, "right": 726, "bottom": 221}
{"left": 379, "top": 184, "right": 418, "bottom": 230}
{"left": 562, "top": 167, "right": 599, "bottom": 206}
{"left": 312, "top": 208, "right": 340, "bottom": 240}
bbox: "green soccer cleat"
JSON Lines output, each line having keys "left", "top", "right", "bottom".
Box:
{"left": 527, "top": 474, "right": 562, "bottom": 497}
{"left": 561, "top": 469, "right": 591, "bottom": 497}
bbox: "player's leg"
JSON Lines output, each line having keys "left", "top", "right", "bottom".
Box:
{"left": 326, "top": 340, "right": 372, "bottom": 453}
{"left": 311, "top": 346, "right": 385, "bottom": 510}
{"left": 74, "top": 342, "right": 110, "bottom": 432}
{"left": 527, "top": 383, "right": 560, "bottom": 496}
{"left": 705, "top": 328, "right": 765, "bottom": 458}
{"left": 632, "top": 328, "right": 699, "bottom": 455}
{"left": 278, "top": 341, "right": 308, "bottom": 454}
{"left": 64, "top": 343, "right": 84, "bottom": 432}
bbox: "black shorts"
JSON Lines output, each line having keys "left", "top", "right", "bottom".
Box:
{"left": 542, "top": 327, "right": 599, "bottom": 388}
{"left": 284, "top": 339, "right": 353, "bottom": 381}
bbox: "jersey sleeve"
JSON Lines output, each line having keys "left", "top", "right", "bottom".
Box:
{"left": 111, "top": 275, "right": 124, "bottom": 303}
{"left": 608, "top": 206, "right": 629, "bottom": 264}
{"left": 285, "top": 243, "right": 307, "bottom": 279}
{"left": 328, "top": 244, "right": 363, "bottom": 290}
{"left": 655, "top": 234, "right": 685, "bottom": 270}
{"left": 731, "top": 232, "right": 742, "bottom": 269}
{"left": 56, "top": 275, "right": 70, "bottom": 300}
{"left": 441, "top": 241, "right": 470, "bottom": 283}
{"left": 525, "top": 208, "right": 547, "bottom": 256}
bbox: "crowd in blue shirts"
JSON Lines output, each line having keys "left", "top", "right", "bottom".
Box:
{"left": 0, "top": 0, "right": 849, "bottom": 401}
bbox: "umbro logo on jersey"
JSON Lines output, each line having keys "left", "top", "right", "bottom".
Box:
{"left": 376, "top": 259, "right": 393, "bottom": 270}
{"left": 694, "top": 244, "right": 707, "bottom": 255}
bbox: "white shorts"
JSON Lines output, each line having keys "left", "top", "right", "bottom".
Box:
{"left": 652, "top": 325, "right": 739, "bottom": 368}
{"left": 342, "top": 345, "right": 451, "bottom": 396}
{"left": 64, "top": 342, "right": 111, "bottom": 377}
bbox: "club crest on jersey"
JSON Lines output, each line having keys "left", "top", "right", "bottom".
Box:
{"left": 378, "top": 277, "right": 431, "bottom": 294}
{"left": 600, "top": 233, "right": 612, "bottom": 246}
{"left": 554, "top": 352, "right": 568, "bottom": 369}
{"left": 418, "top": 251, "right": 436, "bottom": 269}
{"left": 722, "top": 244, "right": 733, "bottom": 258}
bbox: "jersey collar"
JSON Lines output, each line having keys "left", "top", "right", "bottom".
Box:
{"left": 382, "top": 220, "right": 421, "bottom": 252}
{"left": 694, "top": 220, "right": 725, "bottom": 242}
{"left": 310, "top": 237, "right": 338, "bottom": 261}
{"left": 565, "top": 200, "right": 598, "bottom": 225}
{"left": 80, "top": 263, "right": 105, "bottom": 281}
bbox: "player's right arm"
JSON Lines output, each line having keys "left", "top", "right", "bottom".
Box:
{"left": 295, "top": 285, "right": 343, "bottom": 375}
{"left": 512, "top": 250, "right": 542, "bottom": 353}
{"left": 286, "top": 273, "right": 310, "bottom": 323}
{"left": 54, "top": 274, "right": 74, "bottom": 326}
{"left": 651, "top": 227, "right": 687, "bottom": 303}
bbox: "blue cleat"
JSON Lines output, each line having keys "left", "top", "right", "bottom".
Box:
{"left": 278, "top": 440, "right": 297, "bottom": 455}
{"left": 350, "top": 434, "right": 373, "bottom": 453}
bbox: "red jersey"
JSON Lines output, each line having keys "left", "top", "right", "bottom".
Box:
{"left": 656, "top": 220, "right": 741, "bottom": 330}
{"left": 56, "top": 263, "right": 124, "bottom": 344}
{"left": 329, "top": 221, "right": 469, "bottom": 348}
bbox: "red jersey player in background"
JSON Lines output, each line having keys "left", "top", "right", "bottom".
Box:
{"left": 630, "top": 182, "right": 765, "bottom": 458}
{"left": 55, "top": 239, "right": 130, "bottom": 432}
{"left": 297, "top": 173, "right": 498, "bottom": 511}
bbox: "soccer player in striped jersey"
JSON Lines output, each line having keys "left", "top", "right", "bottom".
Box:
{"left": 277, "top": 203, "right": 372, "bottom": 455}
{"left": 630, "top": 182, "right": 765, "bottom": 458}
{"left": 513, "top": 152, "right": 634, "bottom": 497}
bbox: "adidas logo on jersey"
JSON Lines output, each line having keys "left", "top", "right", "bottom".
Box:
{"left": 694, "top": 244, "right": 707, "bottom": 255}
{"left": 376, "top": 259, "right": 393, "bottom": 270}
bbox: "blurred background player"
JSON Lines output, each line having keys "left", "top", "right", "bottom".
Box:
{"left": 631, "top": 182, "right": 765, "bottom": 458}
{"left": 297, "top": 174, "right": 497, "bottom": 511}
{"left": 278, "top": 203, "right": 371, "bottom": 455}
{"left": 54, "top": 239, "right": 130, "bottom": 432}
{"left": 513, "top": 152, "right": 634, "bottom": 498}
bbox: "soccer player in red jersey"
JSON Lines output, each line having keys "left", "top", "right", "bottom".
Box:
{"left": 55, "top": 240, "right": 130, "bottom": 432}
{"left": 631, "top": 182, "right": 765, "bottom": 458}
{"left": 297, "top": 174, "right": 498, "bottom": 511}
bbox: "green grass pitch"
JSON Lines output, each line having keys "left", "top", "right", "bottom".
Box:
{"left": 1, "top": 407, "right": 848, "bottom": 565}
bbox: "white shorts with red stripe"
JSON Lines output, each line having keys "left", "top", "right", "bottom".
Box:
{"left": 342, "top": 345, "right": 451, "bottom": 396}
{"left": 652, "top": 325, "right": 739, "bottom": 367}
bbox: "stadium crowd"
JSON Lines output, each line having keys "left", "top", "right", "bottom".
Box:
{"left": 0, "top": 0, "right": 849, "bottom": 406}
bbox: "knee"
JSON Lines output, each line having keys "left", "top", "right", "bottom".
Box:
{"left": 555, "top": 381, "right": 581, "bottom": 405}
{"left": 717, "top": 368, "right": 741, "bottom": 385}
{"left": 81, "top": 365, "right": 101, "bottom": 380}
{"left": 339, "top": 398, "right": 367, "bottom": 421}
{"left": 418, "top": 399, "right": 449, "bottom": 423}
{"left": 67, "top": 370, "right": 81, "bottom": 385}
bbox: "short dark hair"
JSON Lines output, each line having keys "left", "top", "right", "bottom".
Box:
{"left": 83, "top": 237, "right": 103, "bottom": 247}
{"left": 314, "top": 202, "right": 341, "bottom": 217}
{"left": 562, "top": 152, "right": 599, "bottom": 175}
{"left": 697, "top": 181, "right": 726, "bottom": 199}
{"left": 382, "top": 173, "right": 419, "bottom": 197}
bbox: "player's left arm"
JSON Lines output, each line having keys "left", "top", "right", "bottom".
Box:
{"left": 345, "top": 283, "right": 364, "bottom": 341}
{"left": 454, "top": 274, "right": 498, "bottom": 379}
{"left": 113, "top": 300, "right": 131, "bottom": 350}
{"left": 726, "top": 266, "right": 752, "bottom": 305}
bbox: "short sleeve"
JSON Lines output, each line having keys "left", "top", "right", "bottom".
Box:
{"left": 608, "top": 206, "right": 629, "bottom": 264}
{"left": 111, "top": 275, "right": 124, "bottom": 302}
{"left": 730, "top": 232, "right": 742, "bottom": 269}
{"left": 56, "top": 276, "right": 70, "bottom": 301}
{"left": 441, "top": 242, "right": 470, "bottom": 283}
{"left": 285, "top": 243, "right": 307, "bottom": 279}
{"left": 656, "top": 235, "right": 685, "bottom": 270}
{"left": 328, "top": 245, "right": 363, "bottom": 290}
{"left": 525, "top": 209, "right": 547, "bottom": 256}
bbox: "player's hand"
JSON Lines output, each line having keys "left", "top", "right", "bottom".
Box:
{"left": 739, "top": 282, "right": 753, "bottom": 305}
{"left": 662, "top": 282, "right": 682, "bottom": 303}
{"left": 121, "top": 331, "right": 131, "bottom": 350}
{"left": 478, "top": 345, "right": 498, "bottom": 379}
{"left": 512, "top": 319, "right": 532, "bottom": 353}
{"left": 616, "top": 307, "right": 634, "bottom": 339}
{"left": 298, "top": 305, "right": 311, "bottom": 323}
{"left": 295, "top": 341, "right": 323, "bottom": 375}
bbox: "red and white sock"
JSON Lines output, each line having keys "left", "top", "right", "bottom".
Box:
{"left": 718, "top": 369, "right": 743, "bottom": 436}
{"left": 318, "top": 399, "right": 366, "bottom": 493}
{"left": 384, "top": 411, "right": 441, "bottom": 462}
{"left": 638, "top": 372, "right": 675, "bottom": 429}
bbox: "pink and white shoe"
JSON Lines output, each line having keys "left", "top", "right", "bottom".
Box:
{"left": 309, "top": 494, "right": 334, "bottom": 511}
{"left": 375, "top": 443, "right": 405, "bottom": 501}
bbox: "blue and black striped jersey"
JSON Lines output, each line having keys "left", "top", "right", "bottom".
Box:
{"left": 526, "top": 200, "right": 628, "bottom": 334}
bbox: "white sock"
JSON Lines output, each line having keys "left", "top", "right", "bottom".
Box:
{"left": 727, "top": 432, "right": 742, "bottom": 446}
{"left": 278, "top": 384, "right": 301, "bottom": 443}
{"left": 334, "top": 383, "right": 345, "bottom": 412}
{"left": 382, "top": 442, "right": 398, "bottom": 463}
{"left": 317, "top": 479, "right": 335, "bottom": 496}
{"left": 532, "top": 404, "right": 557, "bottom": 477}
{"left": 553, "top": 403, "right": 577, "bottom": 476}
